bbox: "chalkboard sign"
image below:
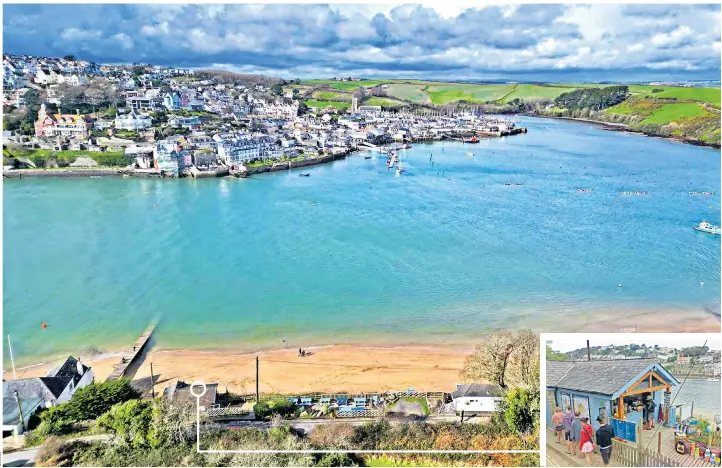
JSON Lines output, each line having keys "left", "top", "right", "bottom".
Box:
{"left": 611, "top": 417, "right": 637, "bottom": 443}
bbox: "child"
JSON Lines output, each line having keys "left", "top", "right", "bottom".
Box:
{"left": 579, "top": 417, "right": 595, "bottom": 466}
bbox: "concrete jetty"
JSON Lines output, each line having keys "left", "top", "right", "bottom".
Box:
{"left": 105, "top": 324, "right": 155, "bottom": 382}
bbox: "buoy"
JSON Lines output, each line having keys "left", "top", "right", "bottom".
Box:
{"left": 153, "top": 204, "right": 158, "bottom": 208}
{"left": 618, "top": 284, "right": 622, "bottom": 288}
{"left": 701, "top": 282, "right": 704, "bottom": 286}
{"left": 41, "top": 323, "right": 48, "bottom": 328}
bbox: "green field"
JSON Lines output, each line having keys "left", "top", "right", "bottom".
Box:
{"left": 627, "top": 85, "right": 721, "bottom": 106}
{"left": 304, "top": 99, "right": 351, "bottom": 110}
{"left": 385, "top": 83, "right": 430, "bottom": 103}
{"left": 426, "top": 84, "right": 514, "bottom": 104}
{"left": 640, "top": 102, "right": 709, "bottom": 124}
{"left": 501, "top": 84, "right": 577, "bottom": 103}
{"left": 304, "top": 79, "right": 389, "bottom": 91}
{"left": 312, "top": 90, "right": 351, "bottom": 101}
{"left": 365, "top": 97, "right": 405, "bottom": 107}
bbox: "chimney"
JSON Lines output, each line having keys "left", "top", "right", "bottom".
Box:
{"left": 76, "top": 358, "right": 84, "bottom": 376}
{"left": 587, "top": 340, "right": 591, "bottom": 361}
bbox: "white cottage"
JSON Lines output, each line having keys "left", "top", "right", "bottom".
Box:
{"left": 450, "top": 383, "right": 503, "bottom": 414}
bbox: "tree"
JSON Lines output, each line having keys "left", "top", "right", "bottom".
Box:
{"left": 461, "top": 331, "right": 515, "bottom": 389}
{"left": 546, "top": 345, "right": 567, "bottom": 361}
{"left": 63, "top": 55, "right": 76, "bottom": 61}
{"left": 66, "top": 378, "right": 140, "bottom": 421}
{"left": 271, "top": 84, "right": 284, "bottom": 96}
{"left": 97, "top": 400, "right": 154, "bottom": 447}
{"left": 502, "top": 388, "right": 536, "bottom": 434}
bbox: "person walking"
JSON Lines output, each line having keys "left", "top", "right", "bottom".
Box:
{"left": 596, "top": 416, "right": 615, "bottom": 466}
{"left": 552, "top": 407, "right": 564, "bottom": 444}
{"left": 563, "top": 406, "right": 575, "bottom": 454}
{"left": 571, "top": 411, "right": 582, "bottom": 458}
{"left": 579, "top": 417, "right": 595, "bottom": 466}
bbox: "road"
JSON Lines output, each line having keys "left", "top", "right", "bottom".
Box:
{"left": 2, "top": 434, "right": 111, "bottom": 467}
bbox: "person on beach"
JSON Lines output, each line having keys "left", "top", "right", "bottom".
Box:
{"left": 563, "top": 406, "right": 575, "bottom": 454}
{"left": 579, "top": 417, "right": 595, "bottom": 466}
{"left": 596, "top": 416, "right": 615, "bottom": 466}
{"left": 298, "top": 348, "right": 304, "bottom": 357}
{"left": 552, "top": 407, "right": 564, "bottom": 444}
{"left": 571, "top": 411, "right": 582, "bottom": 458}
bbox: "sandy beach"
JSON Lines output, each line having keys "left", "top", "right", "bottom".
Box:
{"left": 11, "top": 344, "right": 472, "bottom": 396}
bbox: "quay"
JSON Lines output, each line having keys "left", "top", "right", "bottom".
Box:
{"left": 105, "top": 324, "right": 155, "bottom": 382}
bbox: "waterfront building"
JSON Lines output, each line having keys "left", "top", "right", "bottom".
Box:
{"left": 546, "top": 359, "right": 679, "bottom": 435}
{"left": 450, "top": 383, "right": 503, "bottom": 414}
{"left": 153, "top": 140, "right": 192, "bottom": 175}
{"left": 34, "top": 104, "right": 93, "bottom": 139}
{"left": 168, "top": 116, "right": 201, "bottom": 130}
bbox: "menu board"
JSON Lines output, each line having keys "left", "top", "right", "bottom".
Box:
{"left": 611, "top": 418, "right": 637, "bottom": 443}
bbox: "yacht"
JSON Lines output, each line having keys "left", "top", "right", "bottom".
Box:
{"left": 695, "top": 221, "right": 721, "bottom": 235}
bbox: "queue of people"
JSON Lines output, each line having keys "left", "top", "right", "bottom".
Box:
{"left": 552, "top": 405, "right": 616, "bottom": 466}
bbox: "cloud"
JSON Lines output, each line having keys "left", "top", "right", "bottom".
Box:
{"left": 3, "top": 3, "right": 720, "bottom": 81}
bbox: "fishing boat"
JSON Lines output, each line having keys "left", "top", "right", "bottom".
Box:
{"left": 695, "top": 221, "right": 721, "bottom": 235}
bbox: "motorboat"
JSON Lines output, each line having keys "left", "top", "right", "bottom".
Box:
{"left": 299, "top": 173, "right": 310, "bottom": 177}
{"left": 466, "top": 152, "right": 474, "bottom": 157}
{"left": 396, "top": 166, "right": 403, "bottom": 175}
{"left": 364, "top": 156, "right": 372, "bottom": 159}
{"left": 695, "top": 221, "right": 721, "bottom": 235}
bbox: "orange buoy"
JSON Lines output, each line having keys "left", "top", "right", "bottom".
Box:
{"left": 41, "top": 323, "right": 48, "bottom": 328}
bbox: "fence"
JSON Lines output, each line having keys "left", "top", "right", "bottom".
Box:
{"left": 337, "top": 409, "right": 384, "bottom": 418}
{"left": 612, "top": 438, "right": 682, "bottom": 467}
{"left": 204, "top": 407, "right": 253, "bottom": 418}
{"left": 235, "top": 391, "right": 446, "bottom": 403}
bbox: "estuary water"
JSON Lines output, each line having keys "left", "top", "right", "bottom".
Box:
{"left": 3, "top": 117, "right": 720, "bottom": 365}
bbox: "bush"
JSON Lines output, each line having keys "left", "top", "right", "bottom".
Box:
{"left": 502, "top": 388, "right": 535, "bottom": 434}
{"left": 315, "top": 453, "right": 359, "bottom": 466}
{"left": 254, "top": 400, "right": 297, "bottom": 420}
{"left": 67, "top": 378, "right": 140, "bottom": 421}
{"left": 97, "top": 400, "right": 154, "bottom": 447}
{"left": 36, "top": 437, "right": 91, "bottom": 467}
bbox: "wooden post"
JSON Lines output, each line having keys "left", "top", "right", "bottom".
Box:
{"left": 658, "top": 432, "right": 662, "bottom": 454}
{"left": 150, "top": 362, "right": 155, "bottom": 399}
{"left": 255, "top": 356, "right": 259, "bottom": 402}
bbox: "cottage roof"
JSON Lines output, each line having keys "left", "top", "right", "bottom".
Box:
{"left": 3, "top": 396, "right": 44, "bottom": 425}
{"left": 451, "top": 383, "right": 503, "bottom": 399}
{"left": 546, "top": 359, "right": 678, "bottom": 397}
{"left": 164, "top": 380, "right": 218, "bottom": 408}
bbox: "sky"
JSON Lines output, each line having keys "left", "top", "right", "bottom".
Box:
{"left": 3, "top": 3, "right": 721, "bottom": 82}
{"left": 547, "top": 334, "right": 722, "bottom": 353}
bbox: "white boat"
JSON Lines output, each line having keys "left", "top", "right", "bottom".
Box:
{"left": 707, "top": 378, "right": 720, "bottom": 382}
{"left": 396, "top": 166, "right": 403, "bottom": 175}
{"left": 695, "top": 221, "right": 721, "bottom": 235}
{"left": 466, "top": 152, "right": 474, "bottom": 157}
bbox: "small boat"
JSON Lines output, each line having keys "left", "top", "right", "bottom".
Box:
{"left": 299, "top": 173, "right": 310, "bottom": 177}
{"left": 463, "top": 137, "right": 479, "bottom": 143}
{"left": 466, "top": 152, "right": 474, "bottom": 157}
{"left": 707, "top": 378, "right": 720, "bottom": 382}
{"left": 364, "top": 156, "right": 372, "bottom": 159}
{"left": 695, "top": 221, "right": 721, "bottom": 235}
{"left": 396, "top": 166, "right": 403, "bottom": 175}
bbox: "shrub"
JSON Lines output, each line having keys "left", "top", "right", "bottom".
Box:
{"left": 36, "top": 437, "right": 91, "bottom": 467}
{"left": 67, "top": 378, "right": 140, "bottom": 421}
{"left": 502, "top": 388, "right": 535, "bottom": 434}
{"left": 253, "top": 401, "right": 271, "bottom": 420}
{"left": 315, "top": 453, "right": 359, "bottom": 466}
{"left": 35, "top": 405, "right": 75, "bottom": 438}
{"left": 97, "top": 400, "right": 154, "bottom": 447}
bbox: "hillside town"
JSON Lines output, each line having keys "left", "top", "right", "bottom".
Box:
{"left": 550, "top": 342, "right": 721, "bottom": 377}
{"left": 2, "top": 53, "right": 523, "bottom": 178}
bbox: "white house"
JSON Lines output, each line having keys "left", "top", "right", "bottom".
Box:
{"left": 115, "top": 109, "right": 152, "bottom": 131}
{"left": 163, "top": 92, "right": 181, "bottom": 110}
{"left": 450, "top": 383, "right": 503, "bottom": 414}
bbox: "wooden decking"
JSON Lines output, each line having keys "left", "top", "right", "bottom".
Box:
{"left": 660, "top": 449, "right": 715, "bottom": 468}
{"left": 105, "top": 324, "right": 155, "bottom": 381}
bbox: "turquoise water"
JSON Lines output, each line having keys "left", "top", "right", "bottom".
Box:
{"left": 3, "top": 118, "right": 720, "bottom": 365}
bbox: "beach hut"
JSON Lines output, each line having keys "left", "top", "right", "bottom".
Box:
{"left": 546, "top": 358, "right": 679, "bottom": 435}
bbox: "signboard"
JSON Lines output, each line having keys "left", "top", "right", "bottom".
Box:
{"left": 664, "top": 392, "right": 671, "bottom": 406}
{"left": 611, "top": 417, "right": 637, "bottom": 443}
{"left": 560, "top": 393, "right": 571, "bottom": 412}
{"left": 573, "top": 395, "right": 590, "bottom": 421}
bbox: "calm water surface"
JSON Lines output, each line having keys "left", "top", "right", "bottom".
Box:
{"left": 4, "top": 118, "right": 720, "bottom": 365}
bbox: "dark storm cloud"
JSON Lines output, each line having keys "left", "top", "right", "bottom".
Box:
{"left": 3, "top": 3, "right": 720, "bottom": 81}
